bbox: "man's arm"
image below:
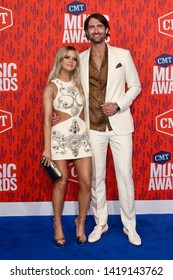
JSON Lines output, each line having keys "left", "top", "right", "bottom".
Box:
{"left": 101, "top": 102, "right": 120, "bottom": 116}
{"left": 116, "top": 50, "right": 141, "bottom": 112}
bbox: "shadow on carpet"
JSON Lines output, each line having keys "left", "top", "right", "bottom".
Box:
{"left": 0, "top": 214, "right": 173, "bottom": 260}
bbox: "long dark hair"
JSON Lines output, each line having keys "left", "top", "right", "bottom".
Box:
{"left": 84, "top": 13, "right": 110, "bottom": 39}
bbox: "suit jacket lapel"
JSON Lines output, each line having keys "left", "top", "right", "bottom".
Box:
{"left": 106, "top": 45, "right": 121, "bottom": 101}
{"left": 80, "top": 48, "right": 90, "bottom": 100}
{"left": 81, "top": 45, "right": 122, "bottom": 102}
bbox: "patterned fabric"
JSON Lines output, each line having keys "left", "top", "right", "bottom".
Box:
{"left": 51, "top": 79, "right": 92, "bottom": 160}
{"left": 89, "top": 45, "right": 112, "bottom": 131}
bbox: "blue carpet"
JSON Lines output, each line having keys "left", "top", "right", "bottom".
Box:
{"left": 0, "top": 214, "right": 173, "bottom": 260}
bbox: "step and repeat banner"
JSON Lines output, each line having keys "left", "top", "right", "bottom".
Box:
{"left": 0, "top": 0, "right": 173, "bottom": 215}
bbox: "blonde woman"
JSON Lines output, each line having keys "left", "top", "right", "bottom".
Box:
{"left": 42, "top": 46, "right": 92, "bottom": 246}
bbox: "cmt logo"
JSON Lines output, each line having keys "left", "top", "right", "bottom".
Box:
{"left": 0, "top": 110, "right": 13, "bottom": 133}
{"left": 156, "top": 109, "right": 173, "bottom": 136}
{"left": 158, "top": 11, "right": 173, "bottom": 38}
{"left": 67, "top": 1, "right": 86, "bottom": 15}
{"left": 0, "top": 6, "right": 13, "bottom": 31}
{"left": 68, "top": 162, "right": 78, "bottom": 183}
{"left": 156, "top": 53, "right": 173, "bottom": 67}
{"left": 153, "top": 151, "right": 171, "bottom": 165}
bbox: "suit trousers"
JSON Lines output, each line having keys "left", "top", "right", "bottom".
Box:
{"left": 89, "top": 129, "right": 136, "bottom": 231}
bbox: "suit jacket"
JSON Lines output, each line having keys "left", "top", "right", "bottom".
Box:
{"left": 80, "top": 44, "right": 141, "bottom": 135}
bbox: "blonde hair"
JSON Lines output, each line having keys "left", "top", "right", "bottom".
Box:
{"left": 48, "top": 46, "right": 84, "bottom": 96}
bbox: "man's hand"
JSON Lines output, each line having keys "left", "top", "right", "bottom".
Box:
{"left": 52, "top": 112, "right": 60, "bottom": 126}
{"left": 101, "top": 102, "right": 120, "bottom": 116}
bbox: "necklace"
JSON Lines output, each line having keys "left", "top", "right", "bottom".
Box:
{"left": 91, "top": 51, "right": 104, "bottom": 71}
{"left": 94, "top": 60, "right": 102, "bottom": 71}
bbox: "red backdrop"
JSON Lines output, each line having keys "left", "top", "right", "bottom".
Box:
{"left": 1, "top": 0, "right": 173, "bottom": 207}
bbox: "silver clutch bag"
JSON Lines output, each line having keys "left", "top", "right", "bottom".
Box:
{"left": 40, "top": 159, "right": 62, "bottom": 183}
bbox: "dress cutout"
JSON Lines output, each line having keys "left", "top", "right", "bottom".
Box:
{"left": 51, "top": 78, "right": 92, "bottom": 160}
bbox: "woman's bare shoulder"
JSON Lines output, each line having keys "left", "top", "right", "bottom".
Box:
{"left": 44, "top": 82, "right": 58, "bottom": 96}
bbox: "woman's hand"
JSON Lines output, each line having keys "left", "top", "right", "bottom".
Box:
{"left": 41, "top": 151, "right": 51, "bottom": 166}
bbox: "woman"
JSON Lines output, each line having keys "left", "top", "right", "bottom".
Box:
{"left": 42, "top": 46, "right": 92, "bottom": 246}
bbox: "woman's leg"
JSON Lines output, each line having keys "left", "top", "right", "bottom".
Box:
{"left": 52, "top": 160, "right": 69, "bottom": 246}
{"left": 73, "top": 156, "right": 92, "bottom": 242}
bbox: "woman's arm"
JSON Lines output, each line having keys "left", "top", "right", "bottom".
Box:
{"left": 42, "top": 83, "right": 55, "bottom": 165}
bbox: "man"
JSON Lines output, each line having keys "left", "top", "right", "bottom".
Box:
{"left": 79, "top": 13, "right": 142, "bottom": 246}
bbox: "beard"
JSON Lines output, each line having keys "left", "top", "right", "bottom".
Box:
{"left": 87, "top": 33, "right": 106, "bottom": 44}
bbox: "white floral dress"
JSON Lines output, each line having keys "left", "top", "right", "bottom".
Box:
{"left": 51, "top": 78, "right": 92, "bottom": 160}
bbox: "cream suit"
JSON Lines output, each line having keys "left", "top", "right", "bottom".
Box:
{"left": 80, "top": 44, "right": 141, "bottom": 231}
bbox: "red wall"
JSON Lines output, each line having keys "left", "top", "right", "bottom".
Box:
{"left": 1, "top": 0, "right": 173, "bottom": 204}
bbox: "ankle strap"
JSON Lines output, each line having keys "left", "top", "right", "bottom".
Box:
{"left": 53, "top": 218, "right": 61, "bottom": 222}
{"left": 77, "top": 216, "right": 86, "bottom": 220}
